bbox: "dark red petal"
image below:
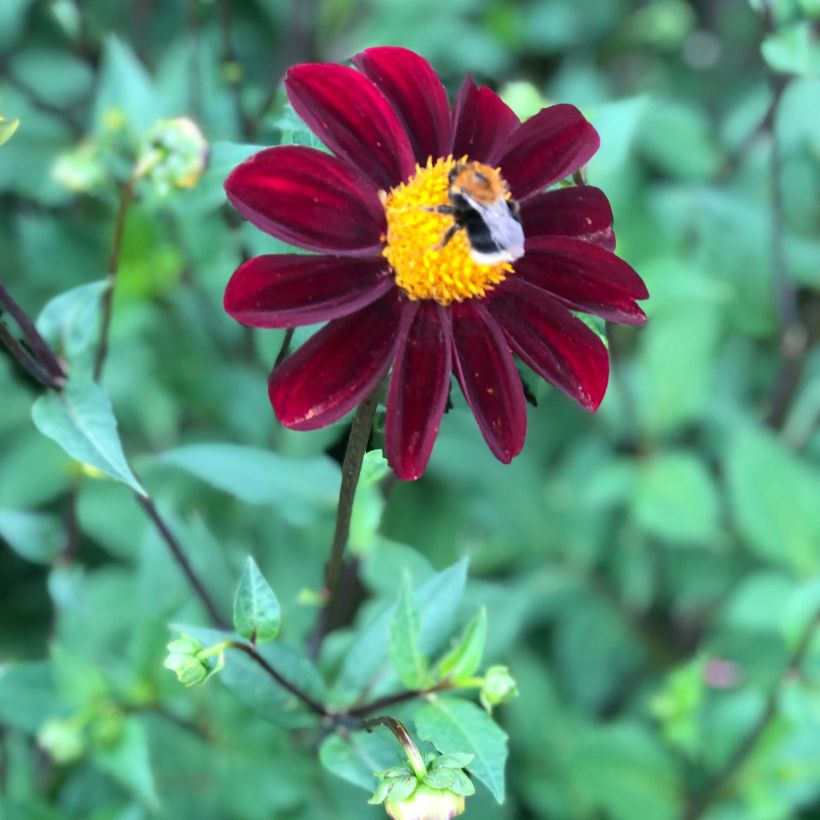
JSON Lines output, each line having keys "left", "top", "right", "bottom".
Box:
{"left": 386, "top": 302, "right": 452, "bottom": 481}
{"left": 451, "top": 76, "right": 520, "bottom": 163}
{"left": 520, "top": 186, "right": 615, "bottom": 251}
{"left": 225, "top": 146, "right": 385, "bottom": 255}
{"left": 352, "top": 47, "right": 450, "bottom": 165}
{"left": 285, "top": 63, "right": 415, "bottom": 190}
{"left": 224, "top": 255, "right": 392, "bottom": 328}
{"left": 517, "top": 236, "right": 648, "bottom": 325}
{"left": 489, "top": 280, "right": 609, "bottom": 410}
{"left": 451, "top": 302, "right": 526, "bottom": 463}
{"left": 496, "top": 104, "right": 600, "bottom": 200}
{"left": 268, "top": 291, "right": 401, "bottom": 430}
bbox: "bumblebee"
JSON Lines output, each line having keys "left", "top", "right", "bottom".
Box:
{"left": 432, "top": 161, "right": 525, "bottom": 265}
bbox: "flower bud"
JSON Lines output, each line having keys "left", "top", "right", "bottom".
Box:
{"left": 134, "top": 117, "right": 208, "bottom": 194}
{"left": 0, "top": 115, "right": 20, "bottom": 148}
{"left": 164, "top": 634, "right": 224, "bottom": 686}
{"left": 52, "top": 141, "right": 107, "bottom": 193}
{"left": 370, "top": 751, "right": 474, "bottom": 820}
{"left": 480, "top": 665, "right": 518, "bottom": 712}
{"left": 385, "top": 783, "right": 466, "bottom": 820}
{"left": 37, "top": 717, "right": 86, "bottom": 764}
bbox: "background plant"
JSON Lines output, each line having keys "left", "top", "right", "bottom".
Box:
{"left": 1, "top": 1, "right": 820, "bottom": 818}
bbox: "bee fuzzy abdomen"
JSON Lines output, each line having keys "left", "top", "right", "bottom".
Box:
{"left": 444, "top": 164, "right": 525, "bottom": 264}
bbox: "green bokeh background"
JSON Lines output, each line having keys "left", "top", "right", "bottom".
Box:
{"left": 2, "top": 0, "right": 820, "bottom": 818}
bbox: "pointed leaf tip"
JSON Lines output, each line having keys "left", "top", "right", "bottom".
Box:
{"left": 233, "top": 556, "right": 281, "bottom": 642}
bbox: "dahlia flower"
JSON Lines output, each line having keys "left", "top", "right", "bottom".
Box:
{"left": 224, "top": 47, "right": 647, "bottom": 480}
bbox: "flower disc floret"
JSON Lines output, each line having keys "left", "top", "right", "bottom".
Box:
{"left": 382, "top": 156, "right": 512, "bottom": 305}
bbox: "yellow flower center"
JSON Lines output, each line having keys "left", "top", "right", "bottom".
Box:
{"left": 381, "top": 156, "right": 513, "bottom": 306}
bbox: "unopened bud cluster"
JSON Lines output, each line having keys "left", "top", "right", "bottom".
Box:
{"left": 134, "top": 117, "right": 207, "bottom": 194}
{"left": 164, "top": 634, "right": 225, "bottom": 686}
{"left": 480, "top": 665, "right": 518, "bottom": 712}
{"left": 370, "top": 752, "right": 475, "bottom": 820}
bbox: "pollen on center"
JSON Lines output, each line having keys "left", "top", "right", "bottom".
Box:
{"left": 380, "top": 156, "right": 513, "bottom": 306}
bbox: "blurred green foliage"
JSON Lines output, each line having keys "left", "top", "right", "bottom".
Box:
{"left": 2, "top": 0, "right": 820, "bottom": 818}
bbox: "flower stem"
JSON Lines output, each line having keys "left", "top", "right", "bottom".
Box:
{"left": 0, "top": 321, "right": 63, "bottom": 390}
{"left": 308, "top": 381, "right": 383, "bottom": 657}
{"left": 228, "top": 640, "right": 330, "bottom": 718}
{"left": 364, "top": 716, "right": 427, "bottom": 780}
{"left": 94, "top": 179, "right": 133, "bottom": 382}
{"left": 348, "top": 682, "right": 452, "bottom": 718}
{"left": 0, "top": 283, "right": 66, "bottom": 385}
{"left": 274, "top": 327, "right": 294, "bottom": 368}
{"left": 326, "top": 384, "right": 382, "bottom": 595}
{"left": 135, "top": 492, "right": 228, "bottom": 628}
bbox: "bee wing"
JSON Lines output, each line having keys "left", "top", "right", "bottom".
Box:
{"left": 469, "top": 197, "right": 525, "bottom": 262}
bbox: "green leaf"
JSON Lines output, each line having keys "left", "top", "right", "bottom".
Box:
{"left": 92, "top": 36, "right": 157, "bottom": 136}
{"left": 92, "top": 718, "right": 159, "bottom": 810}
{"left": 233, "top": 557, "right": 281, "bottom": 643}
{"left": 0, "top": 117, "right": 20, "bottom": 147}
{"left": 762, "top": 22, "right": 820, "bottom": 77}
{"left": 153, "top": 443, "right": 339, "bottom": 523}
{"left": 721, "top": 570, "right": 796, "bottom": 639}
{"left": 726, "top": 425, "right": 820, "bottom": 575}
{"left": 389, "top": 574, "right": 429, "bottom": 689}
{"left": 0, "top": 509, "right": 64, "bottom": 563}
{"left": 650, "top": 658, "right": 705, "bottom": 756}
{"left": 178, "top": 626, "right": 326, "bottom": 729}
{"left": 36, "top": 281, "right": 106, "bottom": 370}
{"left": 632, "top": 451, "right": 721, "bottom": 545}
{"left": 636, "top": 100, "right": 720, "bottom": 179}
{"left": 359, "top": 449, "right": 391, "bottom": 486}
{"left": 192, "top": 141, "right": 267, "bottom": 211}
{"left": 273, "top": 102, "right": 329, "bottom": 151}
{"left": 9, "top": 49, "right": 92, "bottom": 108}
{"left": 319, "top": 731, "right": 404, "bottom": 792}
{"left": 0, "top": 0, "right": 32, "bottom": 49}
{"left": 499, "top": 80, "right": 548, "bottom": 119}
{"left": 31, "top": 379, "right": 145, "bottom": 496}
{"left": 568, "top": 724, "right": 682, "bottom": 820}
{"left": 416, "top": 696, "right": 508, "bottom": 803}
{"left": 635, "top": 291, "right": 722, "bottom": 435}
{"left": 554, "top": 591, "right": 643, "bottom": 713}
{"left": 433, "top": 752, "right": 475, "bottom": 770}
{"left": 349, "top": 450, "right": 390, "bottom": 555}
{"left": 423, "top": 767, "right": 456, "bottom": 790}
{"left": 436, "top": 608, "right": 487, "bottom": 681}
{"left": 0, "top": 663, "right": 65, "bottom": 733}
{"left": 331, "top": 560, "right": 467, "bottom": 705}
{"left": 588, "top": 96, "right": 649, "bottom": 177}
{"left": 361, "top": 539, "right": 435, "bottom": 597}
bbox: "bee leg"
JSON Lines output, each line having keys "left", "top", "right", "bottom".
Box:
{"left": 434, "top": 223, "right": 461, "bottom": 250}
{"left": 424, "top": 205, "right": 455, "bottom": 215}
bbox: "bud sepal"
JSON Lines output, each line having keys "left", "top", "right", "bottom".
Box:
{"left": 369, "top": 751, "right": 475, "bottom": 820}
{"left": 164, "top": 634, "right": 227, "bottom": 687}
{"left": 479, "top": 665, "right": 519, "bottom": 713}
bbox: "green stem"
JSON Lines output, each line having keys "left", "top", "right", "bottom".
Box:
{"left": 0, "top": 284, "right": 66, "bottom": 384}
{"left": 228, "top": 641, "right": 330, "bottom": 718}
{"left": 324, "top": 381, "right": 383, "bottom": 599}
{"left": 364, "top": 716, "right": 427, "bottom": 779}
{"left": 307, "top": 381, "right": 383, "bottom": 658}
{"left": 0, "top": 321, "right": 62, "bottom": 389}
{"left": 274, "top": 327, "right": 294, "bottom": 367}
{"left": 348, "top": 681, "right": 453, "bottom": 718}
{"left": 135, "top": 493, "right": 228, "bottom": 628}
{"left": 94, "top": 179, "right": 133, "bottom": 381}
